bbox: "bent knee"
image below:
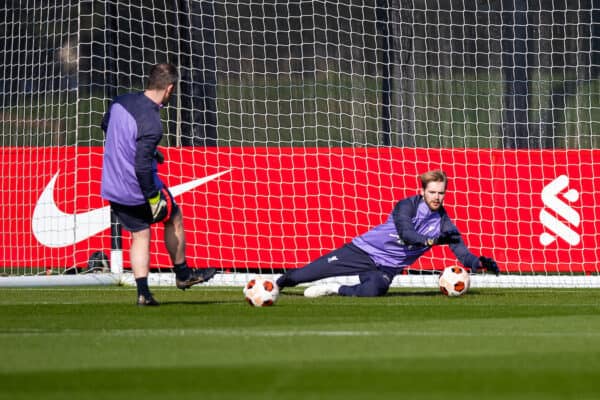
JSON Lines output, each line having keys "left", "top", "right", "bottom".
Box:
{"left": 341, "top": 274, "right": 390, "bottom": 297}
{"left": 357, "top": 283, "right": 389, "bottom": 297}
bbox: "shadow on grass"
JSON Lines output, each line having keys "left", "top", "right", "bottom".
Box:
{"left": 154, "top": 300, "right": 243, "bottom": 306}
{"left": 281, "top": 290, "right": 464, "bottom": 298}
{"left": 386, "top": 291, "right": 439, "bottom": 297}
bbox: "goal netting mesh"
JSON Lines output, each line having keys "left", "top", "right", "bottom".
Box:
{"left": 1, "top": 1, "right": 599, "bottom": 287}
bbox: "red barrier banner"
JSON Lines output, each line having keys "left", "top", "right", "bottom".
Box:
{"left": 2, "top": 147, "right": 598, "bottom": 273}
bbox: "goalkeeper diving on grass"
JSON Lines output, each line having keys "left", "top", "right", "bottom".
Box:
{"left": 276, "top": 170, "right": 499, "bottom": 298}
{"left": 100, "top": 63, "right": 216, "bottom": 306}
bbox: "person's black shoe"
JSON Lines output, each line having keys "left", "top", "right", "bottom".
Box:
{"left": 176, "top": 267, "right": 217, "bottom": 290}
{"left": 137, "top": 294, "right": 160, "bottom": 306}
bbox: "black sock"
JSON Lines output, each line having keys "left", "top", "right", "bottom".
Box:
{"left": 135, "top": 277, "right": 152, "bottom": 298}
{"left": 173, "top": 261, "right": 190, "bottom": 280}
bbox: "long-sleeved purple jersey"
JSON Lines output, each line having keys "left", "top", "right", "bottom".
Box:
{"left": 352, "top": 195, "right": 480, "bottom": 271}
{"left": 101, "top": 92, "right": 164, "bottom": 206}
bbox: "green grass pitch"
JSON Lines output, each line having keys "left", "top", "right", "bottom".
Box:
{"left": 1, "top": 286, "right": 600, "bottom": 400}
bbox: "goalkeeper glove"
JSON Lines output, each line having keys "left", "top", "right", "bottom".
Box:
{"left": 479, "top": 256, "right": 500, "bottom": 276}
{"left": 148, "top": 188, "right": 173, "bottom": 223}
{"left": 426, "top": 230, "right": 461, "bottom": 246}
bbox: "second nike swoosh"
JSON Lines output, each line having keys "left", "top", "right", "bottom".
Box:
{"left": 32, "top": 170, "right": 231, "bottom": 248}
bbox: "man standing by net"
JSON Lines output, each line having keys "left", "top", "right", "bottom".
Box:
{"left": 276, "top": 169, "right": 499, "bottom": 297}
{"left": 101, "top": 63, "right": 216, "bottom": 306}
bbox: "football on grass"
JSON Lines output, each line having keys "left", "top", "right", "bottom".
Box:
{"left": 243, "top": 277, "right": 279, "bottom": 307}
{"left": 439, "top": 266, "right": 470, "bottom": 297}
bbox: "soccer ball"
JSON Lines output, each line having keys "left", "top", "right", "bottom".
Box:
{"left": 243, "top": 277, "right": 279, "bottom": 307}
{"left": 439, "top": 266, "right": 470, "bottom": 297}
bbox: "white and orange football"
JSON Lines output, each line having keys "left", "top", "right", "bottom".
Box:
{"left": 243, "top": 277, "right": 279, "bottom": 306}
{"left": 439, "top": 266, "right": 470, "bottom": 297}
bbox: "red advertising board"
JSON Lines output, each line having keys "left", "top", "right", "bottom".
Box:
{"left": 2, "top": 147, "right": 598, "bottom": 273}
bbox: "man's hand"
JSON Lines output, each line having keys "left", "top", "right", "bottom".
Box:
{"left": 479, "top": 256, "right": 500, "bottom": 276}
{"left": 148, "top": 188, "right": 173, "bottom": 223}
{"left": 426, "top": 230, "right": 461, "bottom": 246}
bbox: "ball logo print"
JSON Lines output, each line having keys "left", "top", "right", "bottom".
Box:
{"left": 539, "top": 175, "right": 581, "bottom": 246}
{"left": 31, "top": 169, "right": 231, "bottom": 247}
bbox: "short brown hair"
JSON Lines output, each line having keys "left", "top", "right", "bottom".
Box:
{"left": 420, "top": 170, "right": 448, "bottom": 190}
{"left": 146, "top": 63, "right": 178, "bottom": 90}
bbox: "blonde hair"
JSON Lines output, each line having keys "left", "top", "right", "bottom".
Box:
{"left": 420, "top": 170, "right": 448, "bottom": 190}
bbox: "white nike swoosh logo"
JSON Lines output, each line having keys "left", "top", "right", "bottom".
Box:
{"left": 32, "top": 170, "right": 230, "bottom": 248}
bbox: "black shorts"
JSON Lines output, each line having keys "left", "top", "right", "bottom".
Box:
{"left": 110, "top": 189, "right": 180, "bottom": 232}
